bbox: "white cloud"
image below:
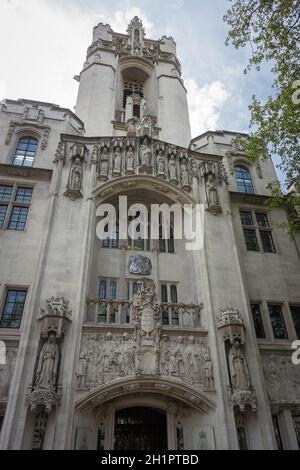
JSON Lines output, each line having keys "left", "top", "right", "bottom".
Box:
{"left": 98, "top": 7, "right": 154, "bottom": 36}
{"left": 185, "top": 79, "right": 230, "bottom": 137}
{"left": 0, "top": 1, "right": 153, "bottom": 109}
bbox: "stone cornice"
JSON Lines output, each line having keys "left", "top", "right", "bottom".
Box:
{"left": 0, "top": 164, "right": 53, "bottom": 181}
{"left": 229, "top": 191, "right": 269, "bottom": 205}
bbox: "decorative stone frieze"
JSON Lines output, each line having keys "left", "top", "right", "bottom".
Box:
{"left": 261, "top": 353, "right": 300, "bottom": 404}
{"left": 78, "top": 279, "right": 213, "bottom": 394}
{"left": 128, "top": 255, "right": 152, "bottom": 275}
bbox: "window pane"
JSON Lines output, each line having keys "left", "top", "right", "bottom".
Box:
{"left": 0, "top": 205, "right": 8, "bottom": 229}
{"left": 171, "top": 285, "right": 178, "bottom": 303}
{"left": 15, "top": 187, "right": 33, "bottom": 204}
{"left": 240, "top": 211, "right": 253, "bottom": 226}
{"left": 256, "top": 213, "right": 269, "bottom": 228}
{"left": 99, "top": 281, "right": 106, "bottom": 299}
{"left": 13, "top": 137, "right": 38, "bottom": 167}
{"left": 0, "top": 185, "right": 13, "bottom": 202}
{"left": 250, "top": 303, "right": 265, "bottom": 338}
{"left": 109, "top": 281, "right": 117, "bottom": 300}
{"left": 235, "top": 166, "right": 254, "bottom": 194}
{"left": 8, "top": 206, "right": 29, "bottom": 231}
{"left": 102, "top": 238, "right": 110, "bottom": 248}
{"left": 260, "top": 230, "right": 276, "bottom": 253}
{"left": 268, "top": 305, "right": 288, "bottom": 339}
{"left": 133, "top": 282, "right": 139, "bottom": 296}
{"left": 161, "top": 285, "right": 168, "bottom": 303}
{"left": 290, "top": 306, "right": 300, "bottom": 339}
{"left": 243, "top": 229, "right": 259, "bottom": 251}
{"left": 0, "top": 289, "right": 27, "bottom": 328}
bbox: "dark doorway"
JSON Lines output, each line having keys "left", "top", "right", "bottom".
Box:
{"left": 114, "top": 406, "right": 167, "bottom": 451}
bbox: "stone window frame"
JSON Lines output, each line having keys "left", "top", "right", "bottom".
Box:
{"left": 239, "top": 208, "right": 277, "bottom": 254}
{"left": 0, "top": 181, "right": 34, "bottom": 232}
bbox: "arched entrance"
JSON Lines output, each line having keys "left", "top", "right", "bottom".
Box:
{"left": 114, "top": 406, "right": 167, "bottom": 451}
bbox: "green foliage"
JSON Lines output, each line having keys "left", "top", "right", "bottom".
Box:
{"left": 224, "top": 0, "right": 300, "bottom": 236}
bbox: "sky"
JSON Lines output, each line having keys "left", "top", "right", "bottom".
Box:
{"left": 0, "top": 0, "right": 275, "bottom": 142}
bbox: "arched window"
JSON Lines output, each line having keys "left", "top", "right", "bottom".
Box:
{"left": 13, "top": 137, "right": 38, "bottom": 167}
{"left": 234, "top": 165, "right": 254, "bottom": 193}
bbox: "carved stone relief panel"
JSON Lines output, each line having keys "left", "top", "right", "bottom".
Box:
{"left": 262, "top": 353, "right": 300, "bottom": 403}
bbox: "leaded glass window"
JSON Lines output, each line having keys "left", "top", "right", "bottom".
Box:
{"left": 250, "top": 303, "right": 265, "bottom": 338}
{"left": 290, "top": 305, "right": 300, "bottom": 339}
{"left": 0, "top": 289, "right": 27, "bottom": 328}
{"left": 268, "top": 304, "right": 288, "bottom": 339}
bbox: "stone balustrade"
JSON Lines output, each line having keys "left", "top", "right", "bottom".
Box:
{"left": 85, "top": 299, "right": 202, "bottom": 328}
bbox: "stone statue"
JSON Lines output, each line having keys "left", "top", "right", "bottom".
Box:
{"left": 169, "top": 154, "right": 177, "bottom": 182}
{"left": 206, "top": 173, "right": 218, "bottom": 206}
{"left": 157, "top": 150, "right": 165, "bottom": 176}
{"left": 228, "top": 339, "right": 251, "bottom": 391}
{"left": 113, "top": 146, "right": 122, "bottom": 174}
{"left": 140, "top": 137, "right": 152, "bottom": 168}
{"left": 126, "top": 145, "right": 134, "bottom": 173}
{"left": 76, "top": 352, "right": 88, "bottom": 390}
{"left": 69, "top": 157, "right": 83, "bottom": 190}
{"left": 35, "top": 334, "right": 59, "bottom": 390}
{"left": 100, "top": 147, "right": 110, "bottom": 178}
{"left": 181, "top": 158, "right": 189, "bottom": 188}
{"left": 184, "top": 336, "right": 201, "bottom": 380}
{"left": 169, "top": 337, "right": 185, "bottom": 376}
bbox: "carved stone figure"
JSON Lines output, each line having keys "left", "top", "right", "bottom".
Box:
{"left": 181, "top": 158, "right": 190, "bottom": 189}
{"left": 69, "top": 157, "right": 83, "bottom": 190}
{"left": 169, "top": 154, "right": 177, "bottom": 182}
{"left": 157, "top": 150, "right": 165, "bottom": 177}
{"left": 99, "top": 147, "right": 110, "bottom": 178}
{"left": 204, "top": 348, "right": 214, "bottom": 392}
{"left": 126, "top": 145, "right": 134, "bottom": 173}
{"left": 113, "top": 146, "right": 122, "bottom": 174}
{"left": 228, "top": 339, "right": 251, "bottom": 391}
{"left": 76, "top": 352, "right": 88, "bottom": 390}
{"left": 35, "top": 334, "right": 60, "bottom": 390}
{"left": 128, "top": 255, "right": 152, "bottom": 275}
{"left": 169, "top": 337, "right": 185, "bottom": 377}
{"left": 5, "top": 121, "right": 16, "bottom": 145}
{"left": 140, "top": 137, "right": 152, "bottom": 168}
{"left": 206, "top": 173, "right": 218, "bottom": 206}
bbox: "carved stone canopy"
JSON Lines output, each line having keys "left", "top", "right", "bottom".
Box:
{"left": 217, "top": 307, "right": 245, "bottom": 344}
{"left": 228, "top": 387, "right": 257, "bottom": 413}
{"left": 27, "top": 388, "right": 61, "bottom": 415}
{"left": 38, "top": 297, "right": 72, "bottom": 338}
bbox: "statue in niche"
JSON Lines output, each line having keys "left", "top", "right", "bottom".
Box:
{"left": 181, "top": 158, "right": 190, "bottom": 188}
{"left": 206, "top": 173, "right": 218, "bottom": 206}
{"left": 126, "top": 145, "right": 134, "bottom": 173}
{"left": 69, "top": 157, "right": 83, "bottom": 190}
{"left": 113, "top": 146, "right": 122, "bottom": 174}
{"left": 76, "top": 352, "right": 88, "bottom": 390}
{"left": 100, "top": 147, "right": 110, "bottom": 178}
{"left": 169, "top": 337, "right": 185, "bottom": 377}
{"left": 35, "top": 334, "right": 59, "bottom": 390}
{"left": 169, "top": 154, "right": 177, "bottom": 182}
{"left": 157, "top": 150, "right": 165, "bottom": 176}
{"left": 140, "top": 137, "right": 152, "bottom": 168}
{"left": 228, "top": 339, "right": 251, "bottom": 391}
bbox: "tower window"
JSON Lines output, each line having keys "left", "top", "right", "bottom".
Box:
{"left": 0, "top": 289, "right": 27, "bottom": 329}
{"left": 13, "top": 137, "right": 38, "bottom": 167}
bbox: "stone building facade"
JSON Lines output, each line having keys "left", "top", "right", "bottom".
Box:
{"left": 0, "top": 17, "right": 299, "bottom": 450}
